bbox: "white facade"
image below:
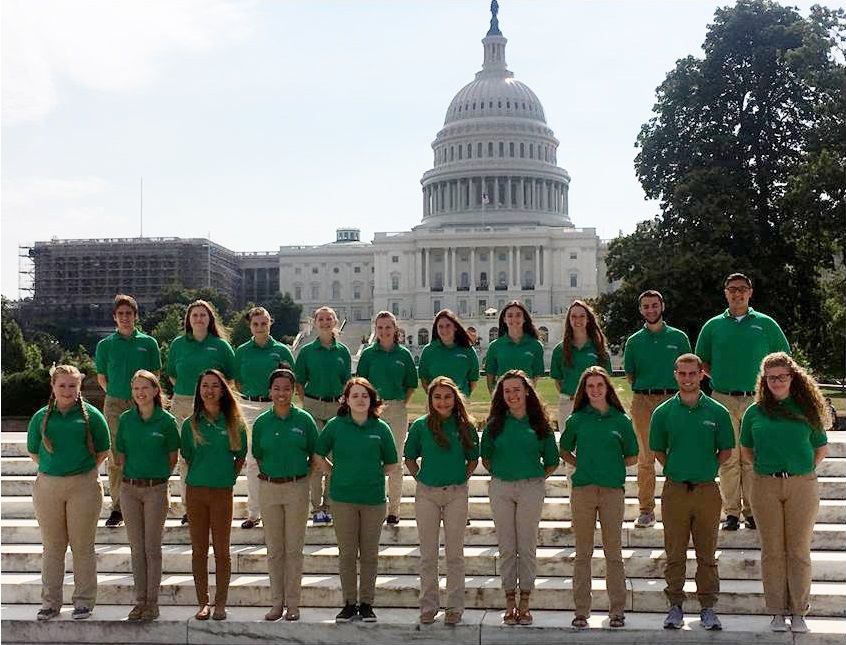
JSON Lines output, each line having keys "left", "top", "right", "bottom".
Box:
{"left": 278, "top": 7, "right": 606, "bottom": 359}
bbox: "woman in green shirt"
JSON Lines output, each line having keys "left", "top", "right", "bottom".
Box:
{"left": 27, "top": 364, "right": 110, "bottom": 621}
{"left": 253, "top": 368, "right": 318, "bottom": 622}
{"left": 418, "top": 309, "right": 480, "bottom": 397}
{"left": 180, "top": 369, "right": 247, "bottom": 621}
{"left": 114, "top": 370, "right": 179, "bottom": 621}
{"left": 740, "top": 352, "right": 829, "bottom": 633}
{"left": 315, "top": 377, "right": 398, "bottom": 624}
{"left": 560, "top": 366, "right": 638, "bottom": 629}
{"left": 484, "top": 301, "right": 545, "bottom": 393}
{"left": 481, "top": 369, "right": 559, "bottom": 625}
{"left": 550, "top": 300, "right": 612, "bottom": 432}
{"left": 404, "top": 376, "right": 479, "bottom": 625}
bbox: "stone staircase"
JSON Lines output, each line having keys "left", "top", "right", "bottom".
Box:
{"left": 2, "top": 429, "right": 845, "bottom": 644}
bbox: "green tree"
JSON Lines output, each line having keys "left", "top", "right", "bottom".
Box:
{"left": 31, "top": 332, "right": 64, "bottom": 367}
{"left": 227, "top": 304, "right": 256, "bottom": 348}
{"left": 152, "top": 307, "right": 186, "bottom": 349}
{"left": 156, "top": 284, "right": 232, "bottom": 319}
{"left": 265, "top": 292, "right": 302, "bottom": 340}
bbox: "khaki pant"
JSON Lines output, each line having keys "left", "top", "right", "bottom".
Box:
{"left": 122, "top": 481, "right": 169, "bottom": 605}
{"left": 661, "top": 479, "right": 721, "bottom": 609}
{"left": 415, "top": 482, "right": 469, "bottom": 614}
{"left": 489, "top": 477, "right": 546, "bottom": 591}
{"left": 712, "top": 391, "right": 754, "bottom": 518}
{"left": 629, "top": 393, "right": 672, "bottom": 514}
{"left": 33, "top": 470, "right": 103, "bottom": 610}
{"left": 332, "top": 501, "right": 386, "bottom": 604}
{"left": 302, "top": 396, "right": 339, "bottom": 514}
{"left": 240, "top": 399, "right": 272, "bottom": 520}
{"left": 185, "top": 485, "right": 233, "bottom": 607}
{"left": 751, "top": 473, "right": 819, "bottom": 615}
{"left": 557, "top": 394, "right": 574, "bottom": 433}
{"left": 570, "top": 485, "right": 626, "bottom": 617}
{"left": 259, "top": 477, "right": 310, "bottom": 609}
{"left": 169, "top": 394, "right": 196, "bottom": 514}
{"left": 381, "top": 400, "right": 408, "bottom": 517}
{"left": 103, "top": 395, "right": 133, "bottom": 512}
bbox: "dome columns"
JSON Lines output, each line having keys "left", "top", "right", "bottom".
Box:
{"left": 423, "top": 175, "right": 569, "bottom": 216}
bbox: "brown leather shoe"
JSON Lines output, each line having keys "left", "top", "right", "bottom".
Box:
{"left": 444, "top": 610, "right": 462, "bottom": 625}
{"left": 264, "top": 606, "right": 284, "bottom": 621}
{"left": 194, "top": 605, "right": 211, "bottom": 621}
{"left": 419, "top": 610, "right": 436, "bottom": 624}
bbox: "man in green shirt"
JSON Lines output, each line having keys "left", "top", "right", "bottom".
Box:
{"left": 695, "top": 273, "right": 790, "bottom": 531}
{"left": 649, "top": 354, "right": 734, "bottom": 631}
{"left": 623, "top": 289, "right": 691, "bottom": 528}
{"left": 94, "top": 294, "right": 161, "bottom": 528}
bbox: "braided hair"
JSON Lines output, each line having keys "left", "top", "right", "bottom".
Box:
{"left": 41, "top": 365, "right": 93, "bottom": 456}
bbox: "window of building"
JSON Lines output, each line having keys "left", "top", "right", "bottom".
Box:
{"left": 418, "top": 328, "right": 429, "bottom": 346}
{"left": 570, "top": 251, "right": 578, "bottom": 259}
{"left": 489, "top": 327, "right": 498, "bottom": 342}
{"left": 333, "top": 267, "right": 339, "bottom": 274}
{"left": 294, "top": 267, "right": 301, "bottom": 275}
{"left": 450, "top": 146, "right": 454, "bottom": 161}
{"left": 391, "top": 302, "right": 400, "bottom": 316}
{"left": 467, "top": 143, "right": 472, "bottom": 158}
{"left": 392, "top": 255, "right": 399, "bottom": 263}
{"left": 509, "top": 142, "right": 515, "bottom": 157}
{"left": 353, "top": 285, "right": 361, "bottom": 300}
{"left": 310, "top": 285, "right": 319, "bottom": 300}
{"left": 488, "top": 142, "right": 494, "bottom": 157}
{"left": 498, "top": 252, "right": 506, "bottom": 261}
{"left": 311, "top": 267, "right": 318, "bottom": 274}
{"left": 538, "top": 326, "right": 549, "bottom": 344}
{"left": 529, "top": 143, "right": 534, "bottom": 159}
{"left": 458, "top": 145, "right": 462, "bottom": 160}
{"left": 294, "top": 285, "right": 302, "bottom": 300}
{"left": 354, "top": 266, "right": 361, "bottom": 273}
{"left": 520, "top": 142, "right": 525, "bottom": 158}
{"left": 331, "top": 281, "right": 341, "bottom": 300}
{"left": 498, "top": 142, "right": 504, "bottom": 157}
{"left": 570, "top": 273, "right": 578, "bottom": 288}
{"left": 525, "top": 298, "right": 533, "bottom": 312}
{"left": 433, "top": 300, "right": 441, "bottom": 315}
{"left": 459, "top": 300, "right": 467, "bottom": 315}
{"left": 498, "top": 271, "right": 507, "bottom": 287}
{"left": 477, "top": 142, "right": 483, "bottom": 157}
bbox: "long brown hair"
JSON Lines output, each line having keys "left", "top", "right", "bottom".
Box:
{"left": 561, "top": 299, "right": 610, "bottom": 367}
{"left": 184, "top": 299, "right": 229, "bottom": 342}
{"left": 497, "top": 301, "right": 539, "bottom": 339}
{"left": 756, "top": 352, "right": 829, "bottom": 432}
{"left": 40, "top": 365, "right": 93, "bottom": 456}
{"left": 131, "top": 370, "right": 164, "bottom": 410}
{"left": 487, "top": 369, "right": 552, "bottom": 440}
{"left": 426, "top": 376, "right": 476, "bottom": 450}
{"left": 431, "top": 309, "right": 472, "bottom": 348}
{"left": 572, "top": 366, "right": 626, "bottom": 414}
{"left": 190, "top": 369, "right": 243, "bottom": 450}
{"left": 337, "top": 377, "right": 383, "bottom": 419}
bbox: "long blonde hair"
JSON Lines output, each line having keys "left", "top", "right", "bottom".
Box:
{"left": 756, "top": 352, "right": 830, "bottom": 432}
{"left": 40, "top": 365, "right": 93, "bottom": 455}
{"left": 189, "top": 369, "right": 244, "bottom": 450}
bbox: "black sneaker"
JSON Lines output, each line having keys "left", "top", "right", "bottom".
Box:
{"left": 721, "top": 515, "right": 740, "bottom": 531}
{"left": 181, "top": 513, "right": 190, "bottom": 526}
{"left": 744, "top": 515, "right": 757, "bottom": 530}
{"left": 335, "top": 603, "right": 358, "bottom": 623}
{"left": 36, "top": 607, "right": 59, "bottom": 621}
{"left": 358, "top": 603, "right": 377, "bottom": 622}
{"left": 385, "top": 515, "right": 399, "bottom": 525}
{"left": 105, "top": 510, "right": 123, "bottom": 528}
{"left": 72, "top": 606, "right": 92, "bottom": 620}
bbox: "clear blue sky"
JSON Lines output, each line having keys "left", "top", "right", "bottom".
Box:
{"left": 1, "top": 0, "right": 823, "bottom": 298}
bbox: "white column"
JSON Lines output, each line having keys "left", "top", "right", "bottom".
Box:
{"left": 493, "top": 177, "right": 500, "bottom": 209}
{"left": 420, "top": 249, "right": 425, "bottom": 287}
{"left": 470, "top": 247, "right": 476, "bottom": 291}
{"left": 534, "top": 246, "right": 540, "bottom": 287}
{"left": 489, "top": 247, "right": 495, "bottom": 289}
{"left": 508, "top": 246, "right": 514, "bottom": 288}
{"left": 540, "top": 181, "right": 546, "bottom": 210}
{"left": 505, "top": 177, "right": 512, "bottom": 208}
{"left": 519, "top": 177, "right": 525, "bottom": 208}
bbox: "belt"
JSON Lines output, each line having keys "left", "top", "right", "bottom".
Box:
{"left": 769, "top": 471, "right": 798, "bottom": 478}
{"left": 123, "top": 477, "right": 168, "bottom": 487}
{"left": 258, "top": 473, "right": 308, "bottom": 484}
{"left": 716, "top": 390, "right": 755, "bottom": 397}
{"left": 241, "top": 395, "right": 271, "bottom": 402}
{"left": 633, "top": 388, "right": 678, "bottom": 395}
{"left": 670, "top": 479, "right": 714, "bottom": 492}
{"left": 306, "top": 394, "right": 339, "bottom": 403}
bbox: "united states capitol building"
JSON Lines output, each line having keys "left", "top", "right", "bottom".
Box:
{"left": 279, "top": 4, "right": 610, "bottom": 354}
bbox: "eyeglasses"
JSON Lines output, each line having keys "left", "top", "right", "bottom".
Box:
{"left": 765, "top": 374, "right": 792, "bottom": 384}
{"left": 725, "top": 286, "right": 751, "bottom": 294}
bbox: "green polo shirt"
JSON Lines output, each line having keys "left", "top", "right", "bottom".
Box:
{"left": 252, "top": 405, "right": 318, "bottom": 478}
{"left": 624, "top": 323, "right": 691, "bottom": 390}
{"left": 180, "top": 415, "right": 247, "bottom": 488}
{"left": 404, "top": 414, "right": 480, "bottom": 487}
{"left": 294, "top": 338, "right": 351, "bottom": 399}
{"left": 484, "top": 334, "right": 545, "bottom": 379}
{"left": 560, "top": 406, "right": 638, "bottom": 488}
{"left": 740, "top": 399, "right": 828, "bottom": 476}
{"left": 480, "top": 413, "right": 560, "bottom": 481}
{"left": 356, "top": 342, "right": 418, "bottom": 400}
{"left": 695, "top": 308, "right": 790, "bottom": 392}
{"left": 649, "top": 393, "right": 735, "bottom": 483}
{"left": 115, "top": 407, "right": 179, "bottom": 479}
{"left": 234, "top": 337, "right": 295, "bottom": 397}
{"left": 95, "top": 329, "right": 162, "bottom": 399}
{"left": 418, "top": 340, "right": 480, "bottom": 396}
{"left": 27, "top": 402, "right": 110, "bottom": 476}
{"left": 550, "top": 339, "right": 613, "bottom": 396}
{"left": 167, "top": 334, "right": 235, "bottom": 396}
{"left": 315, "top": 414, "right": 398, "bottom": 505}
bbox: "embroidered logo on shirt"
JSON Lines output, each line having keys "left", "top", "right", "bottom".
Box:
{"left": 394, "top": 360, "right": 405, "bottom": 368}
{"left": 703, "top": 420, "right": 716, "bottom": 427}
{"left": 751, "top": 325, "right": 764, "bottom": 331}
{"left": 523, "top": 351, "right": 534, "bottom": 358}
{"left": 291, "top": 427, "right": 304, "bottom": 435}
{"left": 666, "top": 345, "right": 679, "bottom": 350}
{"left": 137, "top": 347, "right": 148, "bottom": 352}
{"left": 205, "top": 347, "right": 218, "bottom": 352}
{"left": 368, "top": 434, "right": 381, "bottom": 441}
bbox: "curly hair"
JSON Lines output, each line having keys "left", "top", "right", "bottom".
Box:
{"left": 561, "top": 299, "right": 610, "bottom": 367}
{"left": 426, "top": 376, "right": 477, "bottom": 451}
{"left": 337, "top": 376, "right": 383, "bottom": 419}
{"left": 572, "top": 366, "right": 626, "bottom": 414}
{"left": 190, "top": 369, "right": 244, "bottom": 450}
{"left": 487, "top": 369, "right": 552, "bottom": 440}
{"left": 755, "top": 352, "right": 830, "bottom": 432}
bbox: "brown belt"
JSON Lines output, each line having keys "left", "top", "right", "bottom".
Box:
{"left": 123, "top": 477, "right": 168, "bottom": 487}
{"left": 258, "top": 473, "right": 308, "bottom": 484}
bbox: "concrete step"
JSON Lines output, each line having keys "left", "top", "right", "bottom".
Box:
{"left": 2, "top": 572, "right": 845, "bottom": 616}
{"left": 3, "top": 605, "right": 845, "bottom": 645}
{"left": 3, "top": 518, "right": 845, "bottom": 550}
{"left": 3, "top": 543, "right": 845, "bottom": 582}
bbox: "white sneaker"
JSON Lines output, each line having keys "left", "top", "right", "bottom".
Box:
{"left": 769, "top": 615, "right": 788, "bottom": 632}
{"left": 789, "top": 615, "right": 808, "bottom": 633}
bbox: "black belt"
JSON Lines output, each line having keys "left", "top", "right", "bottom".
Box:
{"left": 769, "top": 471, "right": 799, "bottom": 479}
{"left": 670, "top": 479, "right": 714, "bottom": 492}
{"left": 241, "top": 395, "right": 271, "bottom": 402}
{"left": 716, "top": 390, "right": 755, "bottom": 397}
{"left": 306, "top": 394, "right": 339, "bottom": 403}
{"left": 258, "top": 473, "right": 308, "bottom": 484}
{"left": 633, "top": 388, "right": 678, "bottom": 395}
{"left": 123, "top": 477, "right": 168, "bottom": 487}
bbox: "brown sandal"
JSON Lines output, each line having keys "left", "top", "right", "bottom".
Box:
{"left": 571, "top": 615, "right": 588, "bottom": 629}
{"left": 517, "top": 590, "right": 533, "bottom": 625}
{"left": 502, "top": 590, "right": 518, "bottom": 625}
{"left": 609, "top": 614, "right": 625, "bottom": 628}
{"left": 194, "top": 605, "right": 211, "bottom": 621}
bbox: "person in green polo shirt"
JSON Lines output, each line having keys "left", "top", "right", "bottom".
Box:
{"left": 234, "top": 306, "right": 295, "bottom": 530}
{"left": 167, "top": 299, "right": 235, "bottom": 525}
{"left": 27, "top": 365, "right": 110, "bottom": 622}
{"left": 295, "top": 305, "right": 351, "bottom": 526}
{"left": 180, "top": 369, "right": 247, "bottom": 622}
{"left": 404, "top": 376, "right": 479, "bottom": 625}
{"left": 551, "top": 299, "right": 613, "bottom": 433}
{"left": 481, "top": 369, "right": 559, "bottom": 626}
{"left": 484, "top": 301, "right": 545, "bottom": 393}
{"left": 418, "top": 309, "right": 480, "bottom": 397}
{"left": 740, "top": 353, "right": 829, "bottom": 633}
{"left": 114, "top": 370, "right": 179, "bottom": 622}
{"left": 623, "top": 289, "right": 691, "bottom": 529}
{"left": 561, "top": 366, "right": 638, "bottom": 629}
{"left": 95, "top": 294, "right": 161, "bottom": 528}
{"left": 649, "top": 354, "right": 735, "bottom": 631}
{"left": 356, "top": 310, "right": 418, "bottom": 525}
{"left": 315, "top": 377, "right": 399, "bottom": 624}
{"left": 695, "top": 272, "right": 790, "bottom": 531}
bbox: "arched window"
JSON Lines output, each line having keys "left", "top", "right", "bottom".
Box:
{"left": 331, "top": 281, "right": 341, "bottom": 300}
{"left": 391, "top": 275, "right": 400, "bottom": 291}
{"left": 488, "top": 142, "right": 494, "bottom": 157}
{"left": 459, "top": 272, "right": 470, "bottom": 289}
{"left": 477, "top": 142, "right": 483, "bottom": 157}
{"left": 509, "top": 142, "right": 515, "bottom": 157}
{"left": 498, "top": 271, "right": 507, "bottom": 287}
{"left": 520, "top": 142, "right": 525, "bottom": 158}
{"left": 418, "top": 328, "right": 429, "bottom": 346}
{"left": 538, "top": 326, "right": 549, "bottom": 344}
{"left": 467, "top": 143, "right": 472, "bottom": 158}
{"left": 489, "top": 327, "right": 499, "bottom": 342}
